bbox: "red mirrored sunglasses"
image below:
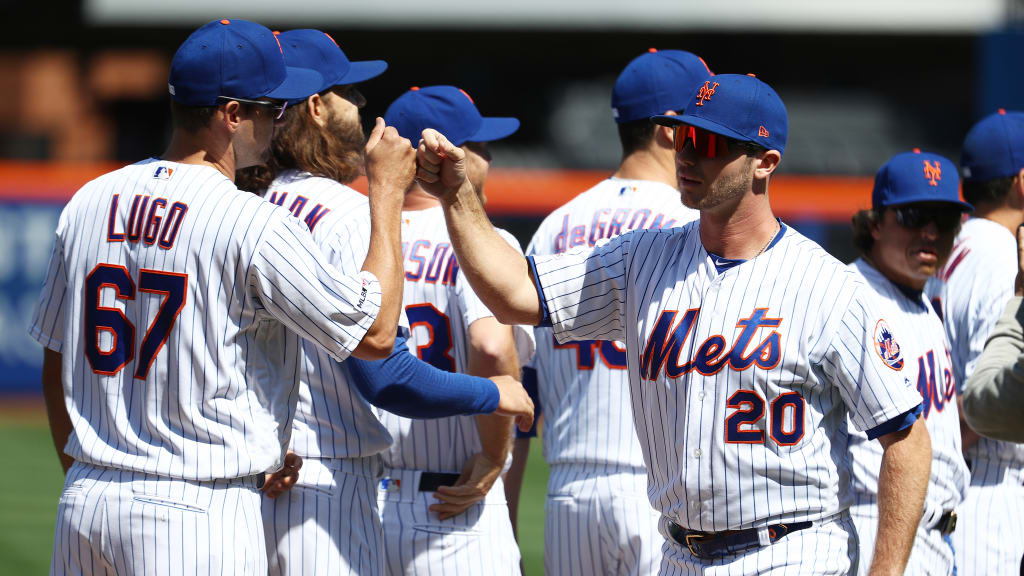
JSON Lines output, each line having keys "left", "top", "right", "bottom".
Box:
{"left": 673, "top": 124, "right": 730, "bottom": 158}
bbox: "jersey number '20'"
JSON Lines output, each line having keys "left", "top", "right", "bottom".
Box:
{"left": 406, "top": 303, "right": 455, "bottom": 372}
{"left": 725, "top": 390, "right": 805, "bottom": 446}
{"left": 85, "top": 264, "right": 187, "bottom": 379}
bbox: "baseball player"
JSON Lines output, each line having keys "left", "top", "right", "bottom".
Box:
{"left": 507, "top": 48, "right": 706, "bottom": 576}
{"left": 846, "top": 150, "right": 971, "bottom": 575}
{"left": 31, "top": 18, "right": 411, "bottom": 575}
{"left": 375, "top": 85, "right": 532, "bottom": 575}
{"left": 247, "top": 31, "right": 536, "bottom": 576}
{"left": 415, "top": 73, "right": 935, "bottom": 574}
{"left": 926, "top": 109, "right": 1024, "bottom": 575}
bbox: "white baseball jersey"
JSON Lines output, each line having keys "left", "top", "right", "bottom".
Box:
{"left": 926, "top": 217, "right": 1024, "bottom": 575}
{"left": 263, "top": 169, "right": 393, "bottom": 460}
{"left": 527, "top": 177, "right": 697, "bottom": 469}
{"left": 531, "top": 221, "right": 923, "bottom": 534}
{"left": 29, "top": 159, "right": 381, "bottom": 481}
{"left": 846, "top": 258, "right": 968, "bottom": 575}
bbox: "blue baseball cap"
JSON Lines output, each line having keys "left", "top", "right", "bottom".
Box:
{"left": 611, "top": 48, "right": 713, "bottom": 124}
{"left": 276, "top": 29, "right": 388, "bottom": 96}
{"left": 872, "top": 150, "right": 972, "bottom": 212}
{"left": 384, "top": 85, "right": 519, "bottom": 147}
{"left": 168, "top": 19, "right": 322, "bottom": 106}
{"left": 651, "top": 73, "right": 788, "bottom": 155}
{"left": 961, "top": 109, "right": 1024, "bottom": 182}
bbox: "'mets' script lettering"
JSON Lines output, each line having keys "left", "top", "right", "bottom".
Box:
{"left": 107, "top": 194, "right": 188, "bottom": 249}
{"left": 642, "top": 308, "right": 782, "bottom": 380}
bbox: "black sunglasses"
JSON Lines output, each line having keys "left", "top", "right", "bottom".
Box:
{"left": 216, "top": 96, "right": 288, "bottom": 120}
{"left": 891, "top": 205, "right": 963, "bottom": 231}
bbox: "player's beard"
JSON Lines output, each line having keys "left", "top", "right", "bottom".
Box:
{"left": 325, "top": 107, "right": 366, "bottom": 184}
{"left": 686, "top": 157, "right": 755, "bottom": 212}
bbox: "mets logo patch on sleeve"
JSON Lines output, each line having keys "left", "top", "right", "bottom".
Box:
{"left": 873, "top": 319, "right": 904, "bottom": 370}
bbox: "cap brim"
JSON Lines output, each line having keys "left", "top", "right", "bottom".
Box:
{"left": 336, "top": 60, "right": 388, "bottom": 86}
{"left": 468, "top": 117, "right": 520, "bottom": 143}
{"left": 885, "top": 198, "right": 975, "bottom": 213}
{"left": 265, "top": 66, "right": 324, "bottom": 101}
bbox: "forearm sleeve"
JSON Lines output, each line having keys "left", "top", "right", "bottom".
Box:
{"left": 346, "top": 336, "right": 500, "bottom": 418}
{"left": 963, "top": 296, "right": 1024, "bottom": 442}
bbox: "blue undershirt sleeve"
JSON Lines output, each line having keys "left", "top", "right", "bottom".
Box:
{"left": 865, "top": 403, "right": 923, "bottom": 440}
{"left": 515, "top": 366, "right": 541, "bottom": 439}
{"left": 527, "top": 256, "right": 552, "bottom": 327}
{"left": 345, "top": 335, "right": 499, "bottom": 418}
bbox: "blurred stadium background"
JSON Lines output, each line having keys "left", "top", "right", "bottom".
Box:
{"left": 3, "top": 0, "right": 1024, "bottom": 572}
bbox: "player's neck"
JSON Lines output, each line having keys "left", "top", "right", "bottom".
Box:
{"left": 699, "top": 199, "right": 779, "bottom": 260}
{"left": 162, "top": 129, "right": 235, "bottom": 181}
{"left": 974, "top": 204, "right": 1024, "bottom": 237}
{"left": 403, "top": 184, "right": 443, "bottom": 211}
{"left": 613, "top": 148, "right": 676, "bottom": 189}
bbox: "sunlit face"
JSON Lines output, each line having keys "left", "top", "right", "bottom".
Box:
{"left": 233, "top": 99, "right": 278, "bottom": 169}
{"left": 462, "top": 141, "right": 493, "bottom": 204}
{"left": 321, "top": 85, "right": 367, "bottom": 148}
{"left": 870, "top": 202, "right": 961, "bottom": 289}
{"left": 673, "top": 131, "right": 757, "bottom": 213}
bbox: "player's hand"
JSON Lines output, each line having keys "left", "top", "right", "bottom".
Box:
{"left": 429, "top": 452, "right": 503, "bottom": 520}
{"left": 490, "top": 375, "right": 534, "bottom": 433}
{"left": 364, "top": 117, "right": 416, "bottom": 197}
{"left": 415, "top": 128, "right": 467, "bottom": 199}
{"left": 1015, "top": 224, "right": 1024, "bottom": 297}
{"left": 262, "top": 451, "right": 302, "bottom": 499}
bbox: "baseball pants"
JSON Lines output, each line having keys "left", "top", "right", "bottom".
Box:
{"left": 377, "top": 468, "right": 520, "bottom": 576}
{"left": 545, "top": 463, "right": 663, "bottom": 576}
{"left": 263, "top": 456, "right": 384, "bottom": 576}
{"left": 658, "top": 511, "right": 857, "bottom": 575}
{"left": 850, "top": 496, "right": 955, "bottom": 576}
{"left": 51, "top": 461, "right": 266, "bottom": 576}
{"left": 952, "top": 459, "right": 1024, "bottom": 576}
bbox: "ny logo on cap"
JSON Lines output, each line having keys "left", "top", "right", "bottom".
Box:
{"left": 696, "top": 81, "right": 719, "bottom": 107}
{"left": 923, "top": 160, "right": 942, "bottom": 187}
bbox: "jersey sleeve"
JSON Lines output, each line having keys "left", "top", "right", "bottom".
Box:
{"left": 28, "top": 235, "right": 67, "bottom": 352}
{"left": 819, "top": 287, "right": 923, "bottom": 433}
{"left": 530, "top": 233, "right": 630, "bottom": 343}
{"left": 963, "top": 286, "right": 1015, "bottom": 384}
{"left": 249, "top": 214, "right": 382, "bottom": 363}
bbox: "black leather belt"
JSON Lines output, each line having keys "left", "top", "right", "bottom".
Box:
{"left": 418, "top": 472, "right": 460, "bottom": 492}
{"left": 254, "top": 474, "right": 266, "bottom": 490}
{"left": 667, "top": 520, "right": 812, "bottom": 560}
{"left": 931, "top": 511, "right": 957, "bottom": 535}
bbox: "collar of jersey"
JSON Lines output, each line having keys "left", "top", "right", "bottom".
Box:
{"left": 706, "top": 220, "right": 787, "bottom": 274}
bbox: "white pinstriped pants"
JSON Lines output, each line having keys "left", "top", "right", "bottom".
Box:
{"left": 544, "top": 464, "right": 663, "bottom": 576}
{"left": 850, "top": 496, "right": 955, "bottom": 576}
{"left": 658, "top": 512, "right": 857, "bottom": 576}
{"left": 51, "top": 461, "right": 266, "bottom": 576}
{"left": 377, "top": 468, "right": 520, "bottom": 576}
{"left": 951, "top": 459, "right": 1024, "bottom": 576}
{"left": 262, "top": 456, "right": 384, "bottom": 576}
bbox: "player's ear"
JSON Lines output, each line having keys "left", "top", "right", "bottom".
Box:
{"left": 306, "top": 93, "right": 327, "bottom": 128}
{"left": 221, "top": 100, "right": 243, "bottom": 133}
{"left": 654, "top": 110, "right": 678, "bottom": 149}
{"left": 752, "top": 150, "right": 781, "bottom": 181}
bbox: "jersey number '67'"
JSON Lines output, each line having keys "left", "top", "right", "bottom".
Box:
{"left": 85, "top": 264, "right": 188, "bottom": 379}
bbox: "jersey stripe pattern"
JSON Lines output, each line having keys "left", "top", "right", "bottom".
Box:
{"left": 847, "top": 258, "right": 967, "bottom": 575}
{"left": 378, "top": 205, "right": 533, "bottom": 472}
{"left": 264, "top": 170, "right": 392, "bottom": 459}
{"left": 29, "top": 160, "right": 380, "bottom": 481}
{"left": 532, "top": 221, "right": 923, "bottom": 532}
{"left": 527, "top": 178, "right": 696, "bottom": 469}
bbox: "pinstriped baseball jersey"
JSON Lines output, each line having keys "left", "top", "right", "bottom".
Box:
{"left": 264, "top": 169, "right": 393, "bottom": 459}
{"left": 926, "top": 217, "right": 1024, "bottom": 464}
{"left": 846, "top": 258, "right": 967, "bottom": 575}
{"left": 378, "top": 205, "right": 534, "bottom": 473}
{"left": 532, "top": 221, "right": 923, "bottom": 532}
{"left": 29, "top": 159, "right": 381, "bottom": 480}
{"left": 526, "top": 177, "right": 697, "bottom": 468}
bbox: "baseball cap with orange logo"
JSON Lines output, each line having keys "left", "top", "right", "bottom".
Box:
{"left": 611, "top": 49, "right": 712, "bottom": 124}
{"left": 872, "top": 150, "right": 971, "bottom": 212}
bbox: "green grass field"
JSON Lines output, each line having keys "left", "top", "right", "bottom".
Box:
{"left": 0, "top": 414, "right": 550, "bottom": 575}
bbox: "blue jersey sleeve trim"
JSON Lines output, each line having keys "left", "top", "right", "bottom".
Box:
{"left": 527, "top": 256, "right": 552, "bottom": 327}
{"left": 865, "top": 403, "right": 923, "bottom": 440}
{"left": 515, "top": 366, "right": 541, "bottom": 439}
{"left": 346, "top": 335, "right": 499, "bottom": 418}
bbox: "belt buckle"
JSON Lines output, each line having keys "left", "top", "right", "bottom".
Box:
{"left": 685, "top": 533, "right": 708, "bottom": 559}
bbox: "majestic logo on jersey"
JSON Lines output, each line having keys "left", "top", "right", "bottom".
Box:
{"left": 641, "top": 307, "right": 782, "bottom": 380}
{"left": 153, "top": 166, "right": 174, "bottom": 180}
{"left": 695, "top": 81, "right": 719, "bottom": 106}
{"left": 873, "top": 319, "right": 904, "bottom": 370}
{"left": 923, "top": 160, "right": 942, "bottom": 186}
